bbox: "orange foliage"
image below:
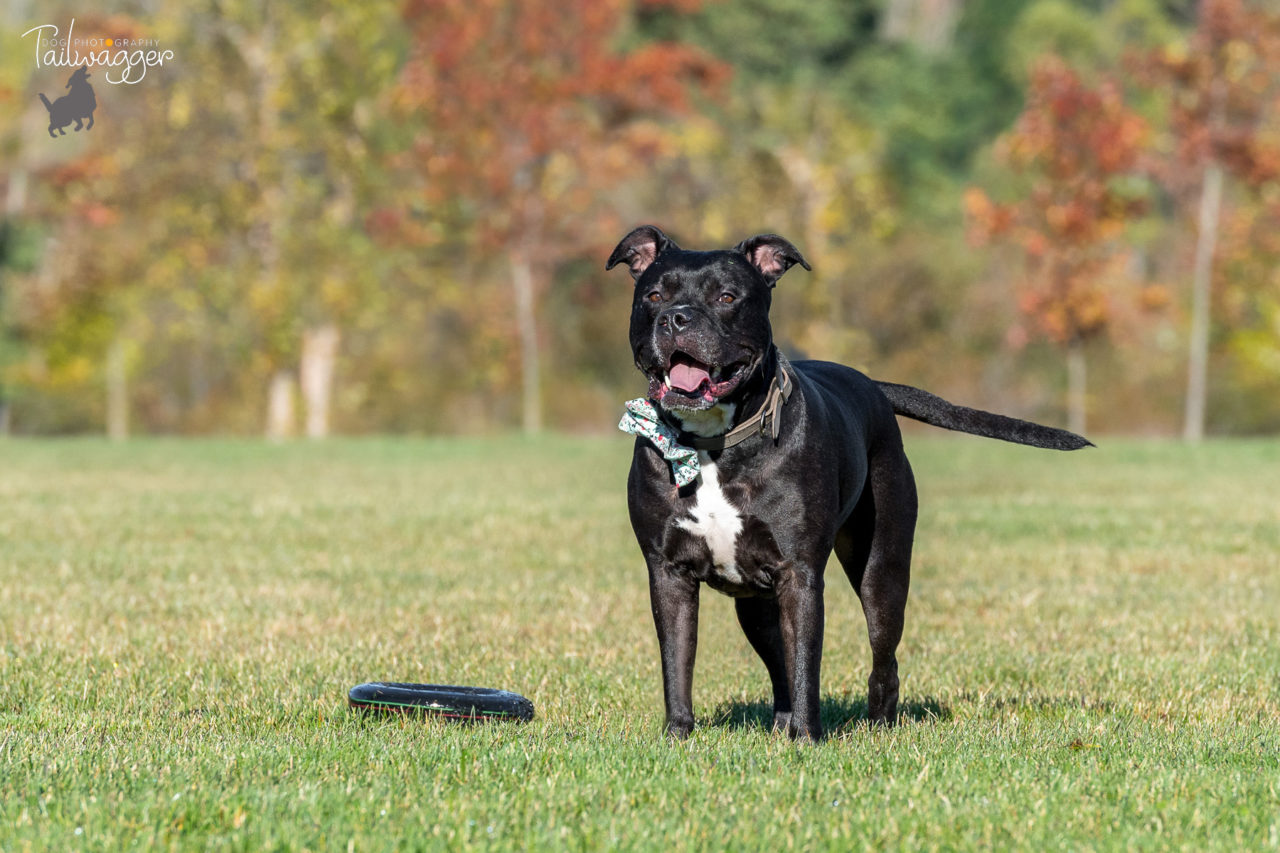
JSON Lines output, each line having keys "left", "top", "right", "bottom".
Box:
{"left": 1136, "top": 0, "right": 1280, "bottom": 194}
{"left": 968, "top": 56, "right": 1149, "bottom": 346}
{"left": 396, "top": 0, "right": 728, "bottom": 253}
{"left": 1134, "top": 0, "right": 1280, "bottom": 358}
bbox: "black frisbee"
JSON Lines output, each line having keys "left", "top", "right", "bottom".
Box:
{"left": 348, "top": 682, "right": 534, "bottom": 722}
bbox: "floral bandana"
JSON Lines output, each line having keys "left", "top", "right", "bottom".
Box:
{"left": 618, "top": 398, "right": 700, "bottom": 486}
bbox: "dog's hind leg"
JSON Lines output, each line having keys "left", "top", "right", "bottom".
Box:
{"left": 734, "top": 597, "right": 792, "bottom": 732}
{"left": 836, "top": 447, "right": 916, "bottom": 725}
{"left": 74, "top": 118, "right": 83, "bottom": 130}
{"left": 86, "top": 114, "right": 94, "bottom": 130}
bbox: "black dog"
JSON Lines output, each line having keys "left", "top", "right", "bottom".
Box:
{"left": 609, "top": 225, "right": 1089, "bottom": 741}
{"left": 39, "top": 65, "right": 97, "bottom": 139}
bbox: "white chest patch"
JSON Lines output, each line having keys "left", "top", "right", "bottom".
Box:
{"left": 677, "top": 452, "right": 744, "bottom": 584}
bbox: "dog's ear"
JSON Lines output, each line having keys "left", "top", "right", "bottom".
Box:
{"left": 606, "top": 225, "right": 678, "bottom": 280}
{"left": 733, "top": 234, "right": 811, "bottom": 286}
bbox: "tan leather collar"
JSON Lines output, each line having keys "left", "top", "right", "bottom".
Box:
{"left": 683, "top": 357, "right": 793, "bottom": 452}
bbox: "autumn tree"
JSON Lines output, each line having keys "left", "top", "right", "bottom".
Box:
{"left": 395, "top": 0, "right": 725, "bottom": 432}
{"left": 967, "top": 56, "right": 1148, "bottom": 434}
{"left": 0, "top": 4, "right": 414, "bottom": 438}
{"left": 205, "top": 0, "right": 405, "bottom": 438}
{"left": 0, "top": 13, "right": 151, "bottom": 438}
{"left": 1213, "top": 193, "right": 1280, "bottom": 430}
{"left": 1140, "top": 0, "right": 1280, "bottom": 440}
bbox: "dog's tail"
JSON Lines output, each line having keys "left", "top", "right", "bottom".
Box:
{"left": 876, "top": 381, "right": 1093, "bottom": 450}
{"left": 38, "top": 93, "right": 52, "bottom": 113}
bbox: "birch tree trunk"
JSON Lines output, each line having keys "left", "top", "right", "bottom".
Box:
{"left": 775, "top": 144, "right": 832, "bottom": 327}
{"left": 880, "top": 0, "right": 961, "bottom": 54}
{"left": 1066, "top": 337, "right": 1087, "bottom": 437}
{"left": 300, "top": 323, "right": 340, "bottom": 439}
{"left": 266, "top": 370, "right": 295, "bottom": 441}
{"left": 1183, "top": 159, "right": 1224, "bottom": 442}
{"left": 106, "top": 335, "right": 128, "bottom": 441}
{"left": 232, "top": 22, "right": 294, "bottom": 440}
{"left": 510, "top": 251, "right": 542, "bottom": 434}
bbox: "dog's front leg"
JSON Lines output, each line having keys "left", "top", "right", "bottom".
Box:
{"left": 777, "top": 568, "right": 825, "bottom": 741}
{"left": 648, "top": 565, "right": 699, "bottom": 739}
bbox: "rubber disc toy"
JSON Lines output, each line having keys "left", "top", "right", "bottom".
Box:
{"left": 348, "top": 682, "right": 534, "bottom": 722}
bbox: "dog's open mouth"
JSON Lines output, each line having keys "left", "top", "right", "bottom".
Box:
{"left": 653, "top": 352, "right": 747, "bottom": 407}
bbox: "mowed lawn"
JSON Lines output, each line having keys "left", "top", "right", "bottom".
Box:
{"left": 1, "top": 435, "right": 1278, "bottom": 850}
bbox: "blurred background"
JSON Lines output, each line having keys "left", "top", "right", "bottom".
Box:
{"left": 0, "top": 0, "right": 1277, "bottom": 439}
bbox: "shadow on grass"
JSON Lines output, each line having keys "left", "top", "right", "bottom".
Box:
{"left": 951, "top": 690, "right": 1115, "bottom": 714}
{"left": 707, "top": 694, "right": 952, "bottom": 733}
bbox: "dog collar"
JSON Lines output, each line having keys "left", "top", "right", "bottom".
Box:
{"left": 683, "top": 359, "right": 793, "bottom": 452}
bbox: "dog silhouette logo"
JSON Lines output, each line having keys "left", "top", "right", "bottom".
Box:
{"left": 38, "top": 64, "right": 96, "bottom": 138}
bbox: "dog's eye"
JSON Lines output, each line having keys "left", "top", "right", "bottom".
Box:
{"left": 647, "top": 291, "right": 662, "bottom": 303}
{"left": 719, "top": 293, "right": 735, "bottom": 305}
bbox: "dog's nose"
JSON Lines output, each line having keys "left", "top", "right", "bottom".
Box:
{"left": 658, "top": 308, "right": 690, "bottom": 333}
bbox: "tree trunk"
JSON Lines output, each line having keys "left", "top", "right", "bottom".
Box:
{"left": 1066, "top": 338, "right": 1087, "bottom": 437}
{"left": 880, "top": 0, "right": 960, "bottom": 54}
{"left": 880, "top": 0, "right": 914, "bottom": 43}
{"left": 266, "top": 370, "right": 295, "bottom": 441}
{"left": 300, "top": 323, "right": 340, "bottom": 439}
{"left": 1, "top": 167, "right": 27, "bottom": 438}
{"left": 510, "top": 251, "right": 542, "bottom": 434}
{"left": 775, "top": 144, "right": 832, "bottom": 328}
{"left": 5, "top": 166, "right": 26, "bottom": 215}
{"left": 231, "top": 22, "right": 294, "bottom": 440}
{"left": 917, "top": 0, "right": 961, "bottom": 54}
{"left": 106, "top": 335, "right": 128, "bottom": 441}
{"left": 1183, "top": 159, "right": 1224, "bottom": 442}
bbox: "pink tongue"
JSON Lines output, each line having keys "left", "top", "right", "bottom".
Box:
{"left": 669, "top": 362, "right": 711, "bottom": 392}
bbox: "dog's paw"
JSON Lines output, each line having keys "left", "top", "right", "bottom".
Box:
{"left": 786, "top": 720, "right": 823, "bottom": 743}
{"left": 665, "top": 716, "right": 694, "bottom": 740}
{"left": 867, "top": 674, "right": 900, "bottom": 726}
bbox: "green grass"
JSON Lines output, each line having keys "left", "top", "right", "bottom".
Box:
{"left": 1, "top": 435, "right": 1278, "bottom": 850}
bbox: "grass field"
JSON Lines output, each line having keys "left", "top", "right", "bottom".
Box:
{"left": 2, "top": 435, "right": 1278, "bottom": 850}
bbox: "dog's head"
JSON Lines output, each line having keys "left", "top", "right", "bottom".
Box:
{"left": 607, "top": 225, "right": 809, "bottom": 416}
{"left": 68, "top": 65, "right": 90, "bottom": 88}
